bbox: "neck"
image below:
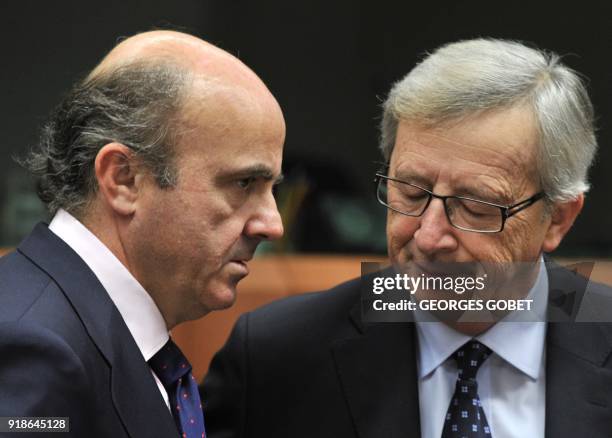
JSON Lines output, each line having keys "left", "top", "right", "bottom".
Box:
{"left": 447, "top": 321, "right": 495, "bottom": 336}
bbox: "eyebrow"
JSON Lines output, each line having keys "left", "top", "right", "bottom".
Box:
{"left": 223, "top": 164, "right": 284, "bottom": 184}
{"left": 391, "top": 169, "right": 432, "bottom": 189}
{"left": 391, "top": 169, "right": 508, "bottom": 204}
{"left": 454, "top": 185, "right": 509, "bottom": 204}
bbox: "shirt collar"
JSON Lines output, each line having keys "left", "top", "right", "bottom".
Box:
{"left": 49, "top": 209, "right": 169, "bottom": 360}
{"left": 415, "top": 258, "right": 548, "bottom": 381}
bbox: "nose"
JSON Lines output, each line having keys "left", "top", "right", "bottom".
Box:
{"left": 413, "top": 197, "right": 458, "bottom": 256}
{"left": 244, "top": 193, "right": 284, "bottom": 241}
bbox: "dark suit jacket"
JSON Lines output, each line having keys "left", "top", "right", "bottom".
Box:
{"left": 0, "top": 223, "right": 179, "bottom": 437}
{"left": 202, "top": 261, "right": 612, "bottom": 438}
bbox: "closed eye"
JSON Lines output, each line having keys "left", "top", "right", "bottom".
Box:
{"left": 404, "top": 192, "right": 428, "bottom": 201}
{"left": 237, "top": 177, "right": 256, "bottom": 189}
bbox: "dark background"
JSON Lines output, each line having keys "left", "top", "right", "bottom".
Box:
{"left": 1, "top": 1, "right": 610, "bottom": 255}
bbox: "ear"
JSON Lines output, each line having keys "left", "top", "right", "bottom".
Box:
{"left": 94, "top": 143, "right": 143, "bottom": 216}
{"left": 541, "top": 194, "right": 584, "bottom": 253}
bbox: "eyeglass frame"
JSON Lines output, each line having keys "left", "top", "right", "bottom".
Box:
{"left": 374, "top": 173, "right": 546, "bottom": 233}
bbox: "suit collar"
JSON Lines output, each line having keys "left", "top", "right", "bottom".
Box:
{"left": 18, "top": 223, "right": 178, "bottom": 438}
{"left": 331, "top": 300, "right": 420, "bottom": 438}
{"left": 545, "top": 258, "right": 612, "bottom": 364}
{"left": 545, "top": 321, "right": 612, "bottom": 437}
{"left": 545, "top": 257, "right": 592, "bottom": 322}
{"left": 544, "top": 259, "right": 612, "bottom": 437}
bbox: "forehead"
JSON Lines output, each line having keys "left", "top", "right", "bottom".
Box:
{"left": 173, "top": 78, "right": 285, "bottom": 171}
{"left": 389, "top": 106, "right": 539, "bottom": 200}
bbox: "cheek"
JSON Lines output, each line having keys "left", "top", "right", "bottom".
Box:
{"left": 386, "top": 214, "right": 418, "bottom": 260}
{"left": 461, "top": 233, "right": 512, "bottom": 263}
{"left": 185, "top": 215, "right": 250, "bottom": 273}
{"left": 482, "top": 218, "right": 540, "bottom": 263}
{"left": 509, "top": 215, "right": 549, "bottom": 260}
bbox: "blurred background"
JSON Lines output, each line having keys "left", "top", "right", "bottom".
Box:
{"left": 1, "top": 0, "right": 610, "bottom": 256}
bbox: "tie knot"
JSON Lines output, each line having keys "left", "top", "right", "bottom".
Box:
{"left": 148, "top": 339, "right": 193, "bottom": 389}
{"left": 454, "top": 340, "right": 491, "bottom": 381}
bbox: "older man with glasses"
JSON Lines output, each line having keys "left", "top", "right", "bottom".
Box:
{"left": 202, "top": 39, "right": 612, "bottom": 438}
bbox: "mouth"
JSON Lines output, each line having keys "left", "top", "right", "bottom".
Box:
{"left": 409, "top": 260, "right": 444, "bottom": 276}
{"left": 228, "top": 259, "right": 251, "bottom": 276}
{"left": 410, "top": 260, "right": 479, "bottom": 278}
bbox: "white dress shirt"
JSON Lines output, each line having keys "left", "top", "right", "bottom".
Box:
{"left": 416, "top": 259, "right": 548, "bottom": 438}
{"left": 49, "top": 209, "right": 171, "bottom": 409}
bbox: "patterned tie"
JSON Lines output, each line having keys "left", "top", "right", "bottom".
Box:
{"left": 149, "top": 339, "right": 206, "bottom": 438}
{"left": 441, "top": 340, "right": 492, "bottom": 437}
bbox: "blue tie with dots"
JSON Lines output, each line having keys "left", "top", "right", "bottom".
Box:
{"left": 442, "top": 340, "right": 492, "bottom": 437}
{"left": 149, "top": 339, "right": 206, "bottom": 438}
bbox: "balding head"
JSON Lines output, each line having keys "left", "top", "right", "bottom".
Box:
{"left": 92, "top": 31, "right": 235, "bottom": 76}
{"left": 90, "top": 30, "right": 274, "bottom": 105}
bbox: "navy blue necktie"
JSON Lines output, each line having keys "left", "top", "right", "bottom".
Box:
{"left": 149, "top": 339, "right": 206, "bottom": 438}
{"left": 441, "top": 340, "right": 492, "bottom": 437}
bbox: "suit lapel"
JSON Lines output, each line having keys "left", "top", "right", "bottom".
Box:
{"left": 107, "top": 309, "right": 179, "bottom": 438}
{"left": 332, "top": 301, "right": 421, "bottom": 438}
{"left": 545, "top": 262, "right": 612, "bottom": 437}
{"left": 19, "top": 224, "right": 178, "bottom": 438}
{"left": 546, "top": 322, "right": 612, "bottom": 437}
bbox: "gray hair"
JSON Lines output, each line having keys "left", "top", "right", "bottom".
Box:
{"left": 24, "top": 60, "right": 189, "bottom": 217}
{"left": 380, "top": 38, "right": 597, "bottom": 202}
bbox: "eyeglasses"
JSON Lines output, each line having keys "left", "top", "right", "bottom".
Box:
{"left": 374, "top": 173, "right": 545, "bottom": 233}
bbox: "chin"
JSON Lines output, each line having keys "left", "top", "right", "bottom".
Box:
{"left": 201, "top": 283, "right": 239, "bottom": 311}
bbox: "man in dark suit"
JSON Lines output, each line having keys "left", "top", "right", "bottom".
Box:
{"left": 0, "top": 30, "right": 285, "bottom": 437}
{"left": 202, "top": 39, "right": 612, "bottom": 437}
